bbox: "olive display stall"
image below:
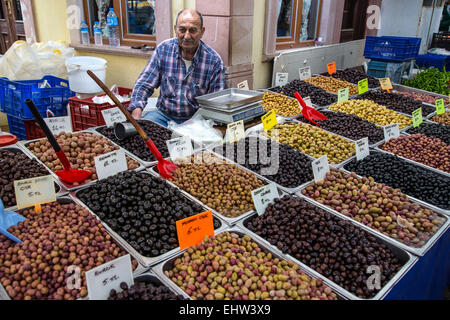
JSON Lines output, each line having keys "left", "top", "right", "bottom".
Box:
{"left": 0, "top": 69, "right": 449, "bottom": 301}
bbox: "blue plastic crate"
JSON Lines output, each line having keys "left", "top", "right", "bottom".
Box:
{"left": 364, "top": 36, "right": 421, "bottom": 62}
{"left": 415, "top": 54, "right": 450, "bottom": 71}
{"left": 0, "top": 76, "right": 74, "bottom": 120}
{"left": 7, "top": 114, "right": 28, "bottom": 140}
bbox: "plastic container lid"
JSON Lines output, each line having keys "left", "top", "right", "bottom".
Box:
{"left": 0, "top": 134, "right": 18, "bottom": 147}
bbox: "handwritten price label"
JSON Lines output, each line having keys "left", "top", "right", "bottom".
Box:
{"left": 379, "top": 78, "right": 393, "bottom": 90}
{"left": 101, "top": 107, "right": 127, "bottom": 127}
{"left": 237, "top": 80, "right": 249, "bottom": 90}
{"left": 176, "top": 211, "right": 214, "bottom": 250}
{"left": 226, "top": 120, "right": 245, "bottom": 143}
{"left": 327, "top": 62, "right": 337, "bottom": 75}
{"left": 355, "top": 137, "right": 370, "bottom": 161}
{"left": 383, "top": 123, "right": 400, "bottom": 142}
{"left": 94, "top": 149, "right": 128, "bottom": 180}
{"left": 44, "top": 116, "right": 72, "bottom": 135}
{"left": 261, "top": 110, "right": 277, "bottom": 131}
{"left": 166, "top": 136, "right": 193, "bottom": 160}
{"left": 275, "top": 72, "right": 289, "bottom": 87}
{"left": 338, "top": 88, "right": 349, "bottom": 103}
{"left": 86, "top": 254, "right": 134, "bottom": 300}
{"left": 312, "top": 155, "right": 330, "bottom": 183}
{"left": 358, "top": 78, "right": 369, "bottom": 95}
{"left": 299, "top": 66, "right": 312, "bottom": 80}
{"left": 13, "top": 175, "right": 56, "bottom": 209}
{"left": 435, "top": 98, "right": 445, "bottom": 115}
{"left": 251, "top": 183, "right": 279, "bottom": 216}
{"left": 412, "top": 107, "right": 423, "bottom": 128}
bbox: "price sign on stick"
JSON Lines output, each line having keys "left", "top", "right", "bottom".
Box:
{"left": 412, "top": 107, "right": 423, "bottom": 128}
{"left": 44, "top": 116, "right": 72, "bottom": 135}
{"left": 383, "top": 123, "right": 400, "bottom": 142}
{"left": 355, "top": 137, "right": 370, "bottom": 160}
{"left": 299, "top": 66, "right": 312, "bottom": 80}
{"left": 251, "top": 183, "right": 279, "bottom": 216}
{"left": 312, "top": 155, "right": 330, "bottom": 183}
{"left": 327, "top": 62, "right": 337, "bottom": 75}
{"left": 261, "top": 110, "right": 277, "bottom": 131}
{"left": 226, "top": 120, "right": 245, "bottom": 143}
{"left": 101, "top": 107, "right": 127, "bottom": 127}
{"left": 14, "top": 175, "right": 56, "bottom": 212}
{"left": 358, "top": 78, "right": 369, "bottom": 95}
{"left": 338, "top": 88, "right": 349, "bottom": 103}
{"left": 379, "top": 78, "right": 393, "bottom": 91}
{"left": 86, "top": 254, "right": 134, "bottom": 300}
{"left": 166, "top": 136, "right": 193, "bottom": 160}
{"left": 237, "top": 80, "right": 249, "bottom": 90}
{"left": 303, "top": 96, "right": 313, "bottom": 108}
{"left": 435, "top": 98, "right": 445, "bottom": 115}
{"left": 275, "top": 72, "right": 289, "bottom": 87}
{"left": 176, "top": 210, "right": 214, "bottom": 250}
{"left": 94, "top": 149, "right": 128, "bottom": 180}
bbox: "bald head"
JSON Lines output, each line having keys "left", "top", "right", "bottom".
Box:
{"left": 175, "top": 9, "right": 203, "bottom": 28}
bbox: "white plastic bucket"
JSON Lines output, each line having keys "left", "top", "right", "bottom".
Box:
{"left": 65, "top": 56, "right": 107, "bottom": 93}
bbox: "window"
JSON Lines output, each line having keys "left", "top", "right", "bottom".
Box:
{"left": 276, "top": 0, "right": 322, "bottom": 50}
{"left": 83, "top": 0, "right": 156, "bottom": 47}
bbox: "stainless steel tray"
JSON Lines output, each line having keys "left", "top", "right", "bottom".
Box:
{"left": 296, "top": 172, "right": 450, "bottom": 257}
{"left": 374, "top": 145, "right": 450, "bottom": 178}
{"left": 148, "top": 151, "right": 284, "bottom": 226}
{"left": 0, "top": 145, "right": 68, "bottom": 211}
{"left": 265, "top": 87, "right": 338, "bottom": 109}
{"left": 152, "top": 227, "right": 348, "bottom": 300}
{"left": 196, "top": 88, "right": 264, "bottom": 109}
{"left": 236, "top": 208, "right": 417, "bottom": 300}
{"left": 0, "top": 196, "right": 146, "bottom": 300}
{"left": 18, "top": 130, "right": 146, "bottom": 192}
{"left": 392, "top": 83, "right": 450, "bottom": 110}
{"left": 425, "top": 108, "right": 449, "bottom": 126}
{"left": 70, "top": 168, "right": 227, "bottom": 268}
{"left": 210, "top": 135, "right": 315, "bottom": 195}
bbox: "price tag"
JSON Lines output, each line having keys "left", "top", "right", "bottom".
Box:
{"left": 86, "top": 254, "right": 134, "bottom": 300}
{"left": 327, "top": 62, "right": 337, "bottom": 75}
{"left": 261, "top": 110, "right": 277, "bottom": 131}
{"left": 14, "top": 175, "right": 56, "bottom": 209}
{"left": 435, "top": 98, "right": 445, "bottom": 115}
{"left": 338, "top": 88, "right": 349, "bottom": 103}
{"left": 358, "top": 78, "right": 369, "bottom": 95}
{"left": 251, "top": 183, "right": 279, "bottom": 216}
{"left": 379, "top": 78, "right": 393, "bottom": 90}
{"left": 176, "top": 210, "right": 215, "bottom": 250}
{"left": 299, "top": 66, "right": 311, "bottom": 80}
{"left": 412, "top": 107, "right": 423, "bottom": 128}
{"left": 275, "top": 72, "right": 289, "bottom": 87}
{"left": 237, "top": 80, "right": 249, "bottom": 90}
{"left": 312, "top": 155, "right": 330, "bottom": 183}
{"left": 101, "top": 107, "right": 127, "bottom": 127}
{"left": 383, "top": 123, "right": 400, "bottom": 142}
{"left": 355, "top": 137, "right": 370, "bottom": 161}
{"left": 94, "top": 149, "right": 128, "bottom": 180}
{"left": 226, "top": 120, "right": 245, "bottom": 143}
{"left": 166, "top": 136, "right": 194, "bottom": 160}
{"left": 44, "top": 116, "right": 72, "bottom": 135}
{"left": 303, "top": 96, "right": 313, "bottom": 108}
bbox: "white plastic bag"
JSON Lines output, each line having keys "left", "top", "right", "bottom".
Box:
{"left": 0, "top": 40, "right": 74, "bottom": 80}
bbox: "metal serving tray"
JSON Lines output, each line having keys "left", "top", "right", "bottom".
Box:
{"left": 296, "top": 172, "right": 450, "bottom": 257}
{"left": 149, "top": 151, "right": 284, "bottom": 226}
{"left": 18, "top": 130, "right": 146, "bottom": 192}
{"left": 0, "top": 145, "right": 67, "bottom": 211}
{"left": 0, "top": 196, "right": 146, "bottom": 300}
{"left": 71, "top": 169, "right": 227, "bottom": 268}
{"left": 425, "top": 108, "right": 450, "bottom": 126}
{"left": 374, "top": 145, "right": 450, "bottom": 178}
{"left": 255, "top": 120, "right": 357, "bottom": 168}
{"left": 392, "top": 83, "right": 449, "bottom": 110}
{"left": 210, "top": 135, "right": 315, "bottom": 195}
{"left": 152, "top": 227, "right": 348, "bottom": 300}
{"left": 196, "top": 88, "right": 264, "bottom": 109}
{"left": 236, "top": 208, "right": 417, "bottom": 300}
{"left": 265, "top": 87, "right": 338, "bottom": 109}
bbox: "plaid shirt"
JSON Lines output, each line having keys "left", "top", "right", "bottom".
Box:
{"left": 129, "top": 38, "right": 226, "bottom": 118}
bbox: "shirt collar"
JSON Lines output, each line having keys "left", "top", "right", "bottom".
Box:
{"left": 177, "top": 39, "right": 203, "bottom": 65}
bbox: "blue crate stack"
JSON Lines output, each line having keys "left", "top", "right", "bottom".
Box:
{"left": 415, "top": 54, "right": 450, "bottom": 71}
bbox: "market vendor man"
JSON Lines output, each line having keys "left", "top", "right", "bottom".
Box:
{"left": 128, "top": 9, "right": 226, "bottom": 127}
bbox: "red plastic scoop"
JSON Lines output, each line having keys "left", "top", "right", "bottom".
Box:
{"left": 293, "top": 92, "right": 328, "bottom": 126}
{"left": 87, "top": 70, "right": 178, "bottom": 179}
{"left": 25, "top": 99, "right": 93, "bottom": 184}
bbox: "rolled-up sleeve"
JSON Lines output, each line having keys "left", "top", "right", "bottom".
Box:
{"left": 129, "top": 50, "right": 161, "bottom": 112}
{"left": 207, "top": 61, "right": 226, "bottom": 93}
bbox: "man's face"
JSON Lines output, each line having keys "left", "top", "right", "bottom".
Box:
{"left": 175, "top": 12, "right": 205, "bottom": 52}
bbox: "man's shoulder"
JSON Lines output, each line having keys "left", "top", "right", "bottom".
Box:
{"left": 199, "top": 41, "right": 224, "bottom": 65}
{"left": 155, "top": 38, "right": 178, "bottom": 52}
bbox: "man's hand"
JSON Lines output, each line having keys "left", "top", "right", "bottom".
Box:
{"left": 131, "top": 108, "right": 142, "bottom": 119}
